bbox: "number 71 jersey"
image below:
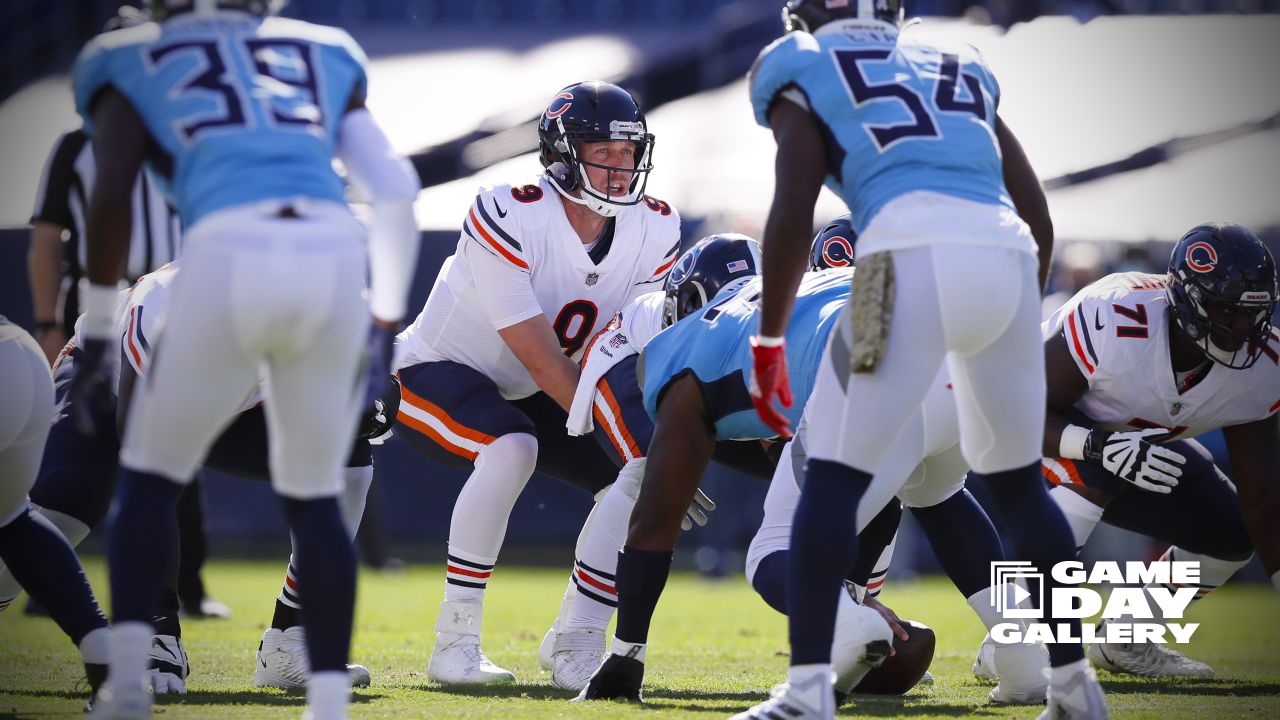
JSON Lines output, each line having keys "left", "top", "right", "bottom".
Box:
{"left": 749, "top": 21, "right": 1010, "bottom": 234}
{"left": 72, "top": 15, "right": 366, "bottom": 226}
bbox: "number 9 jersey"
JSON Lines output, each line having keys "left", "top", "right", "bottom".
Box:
{"left": 395, "top": 176, "right": 682, "bottom": 400}
{"left": 749, "top": 19, "right": 1009, "bottom": 237}
{"left": 72, "top": 15, "right": 367, "bottom": 226}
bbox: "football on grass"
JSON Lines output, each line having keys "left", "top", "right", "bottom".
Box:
{"left": 853, "top": 620, "right": 936, "bottom": 695}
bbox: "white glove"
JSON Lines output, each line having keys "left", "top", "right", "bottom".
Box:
{"left": 148, "top": 634, "right": 189, "bottom": 695}
{"left": 1085, "top": 428, "right": 1185, "bottom": 494}
{"left": 681, "top": 489, "right": 716, "bottom": 531}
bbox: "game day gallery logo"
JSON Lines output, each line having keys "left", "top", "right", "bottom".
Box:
{"left": 988, "top": 560, "right": 1201, "bottom": 644}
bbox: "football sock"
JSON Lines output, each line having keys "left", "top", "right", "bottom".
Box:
{"left": 787, "top": 459, "right": 869, "bottom": 666}
{"left": 109, "top": 469, "right": 183, "bottom": 624}
{"left": 443, "top": 546, "right": 496, "bottom": 604}
{"left": 0, "top": 506, "right": 107, "bottom": 644}
{"left": 272, "top": 559, "right": 304, "bottom": 629}
{"left": 565, "top": 481, "right": 632, "bottom": 631}
{"left": 283, "top": 496, "right": 354, "bottom": 673}
{"left": 977, "top": 461, "right": 1084, "bottom": 666}
{"left": 912, "top": 489, "right": 1004, "bottom": 597}
{"left": 613, "top": 546, "right": 672, "bottom": 645}
{"left": 306, "top": 670, "right": 349, "bottom": 720}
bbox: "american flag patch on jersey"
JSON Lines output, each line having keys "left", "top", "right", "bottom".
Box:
{"left": 726, "top": 260, "right": 748, "bottom": 272}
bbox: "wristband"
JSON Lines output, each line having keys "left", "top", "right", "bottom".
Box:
{"left": 752, "top": 334, "right": 785, "bottom": 348}
{"left": 81, "top": 283, "right": 119, "bottom": 341}
{"left": 1058, "top": 424, "right": 1091, "bottom": 461}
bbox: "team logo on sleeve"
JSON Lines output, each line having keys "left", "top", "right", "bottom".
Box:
{"left": 1184, "top": 241, "right": 1218, "bottom": 273}
{"left": 821, "top": 236, "right": 855, "bottom": 268}
{"left": 545, "top": 92, "right": 575, "bottom": 120}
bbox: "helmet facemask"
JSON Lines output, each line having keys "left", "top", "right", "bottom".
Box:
{"left": 549, "top": 117, "right": 655, "bottom": 218}
{"left": 1170, "top": 279, "right": 1276, "bottom": 369}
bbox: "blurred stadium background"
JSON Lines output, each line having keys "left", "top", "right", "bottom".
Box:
{"left": 0, "top": 0, "right": 1277, "bottom": 585}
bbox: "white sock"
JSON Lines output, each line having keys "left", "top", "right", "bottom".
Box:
{"left": 609, "top": 637, "right": 646, "bottom": 662}
{"left": 79, "top": 626, "right": 110, "bottom": 665}
{"left": 306, "top": 670, "right": 349, "bottom": 720}
{"left": 786, "top": 663, "right": 832, "bottom": 708}
{"left": 1049, "top": 657, "right": 1090, "bottom": 685}
{"left": 1048, "top": 484, "right": 1103, "bottom": 549}
{"left": 339, "top": 465, "right": 373, "bottom": 539}
{"left": 565, "top": 480, "right": 634, "bottom": 632}
{"left": 108, "top": 622, "right": 153, "bottom": 691}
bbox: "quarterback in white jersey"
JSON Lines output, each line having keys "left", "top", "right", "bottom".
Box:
{"left": 392, "top": 82, "right": 681, "bottom": 686}
{"left": 1007, "top": 223, "right": 1280, "bottom": 681}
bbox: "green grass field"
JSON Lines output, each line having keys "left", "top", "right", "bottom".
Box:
{"left": 2, "top": 558, "right": 1278, "bottom": 718}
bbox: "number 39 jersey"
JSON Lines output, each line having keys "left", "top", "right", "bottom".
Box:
{"left": 72, "top": 15, "right": 367, "bottom": 226}
{"left": 749, "top": 20, "right": 1010, "bottom": 236}
{"left": 1044, "top": 272, "right": 1280, "bottom": 440}
{"left": 395, "top": 176, "right": 682, "bottom": 400}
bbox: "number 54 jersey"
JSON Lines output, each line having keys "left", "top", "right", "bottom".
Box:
{"left": 396, "top": 176, "right": 681, "bottom": 400}
{"left": 749, "top": 20, "right": 1010, "bottom": 236}
{"left": 72, "top": 14, "right": 366, "bottom": 226}
{"left": 1044, "top": 272, "right": 1280, "bottom": 440}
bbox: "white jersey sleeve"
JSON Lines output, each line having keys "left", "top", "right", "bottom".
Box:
{"left": 465, "top": 238, "right": 541, "bottom": 330}
{"left": 566, "top": 291, "right": 666, "bottom": 435}
{"left": 116, "top": 264, "right": 179, "bottom": 378}
{"left": 1042, "top": 272, "right": 1161, "bottom": 383}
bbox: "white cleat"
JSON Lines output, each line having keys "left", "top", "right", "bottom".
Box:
{"left": 543, "top": 628, "right": 606, "bottom": 692}
{"left": 731, "top": 676, "right": 835, "bottom": 720}
{"left": 973, "top": 631, "right": 1049, "bottom": 704}
{"left": 831, "top": 594, "right": 894, "bottom": 694}
{"left": 427, "top": 599, "right": 514, "bottom": 685}
{"left": 89, "top": 681, "right": 152, "bottom": 720}
{"left": 1038, "top": 664, "right": 1109, "bottom": 720}
{"left": 254, "top": 627, "right": 372, "bottom": 689}
{"left": 148, "top": 634, "right": 189, "bottom": 695}
{"left": 1087, "top": 639, "right": 1213, "bottom": 678}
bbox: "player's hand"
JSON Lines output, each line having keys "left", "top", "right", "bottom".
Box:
{"left": 364, "top": 321, "right": 397, "bottom": 411}
{"left": 1085, "top": 428, "right": 1184, "bottom": 493}
{"left": 65, "top": 338, "right": 113, "bottom": 436}
{"left": 748, "top": 336, "right": 793, "bottom": 439}
{"left": 863, "top": 594, "right": 908, "bottom": 652}
{"left": 575, "top": 653, "right": 645, "bottom": 703}
{"left": 681, "top": 489, "right": 716, "bottom": 531}
{"left": 357, "top": 375, "right": 400, "bottom": 440}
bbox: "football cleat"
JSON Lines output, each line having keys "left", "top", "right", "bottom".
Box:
{"left": 88, "top": 680, "right": 151, "bottom": 720}
{"left": 254, "top": 627, "right": 372, "bottom": 689}
{"left": 575, "top": 653, "right": 644, "bottom": 702}
{"left": 1038, "top": 664, "right": 1109, "bottom": 720}
{"left": 973, "top": 631, "right": 1049, "bottom": 704}
{"left": 730, "top": 676, "right": 835, "bottom": 720}
{"left": 544, "top": 628, "right": 606, "bottom": 692}
{"left": 1088, "top": 639, "right": 1213, "bottom": 678}
{"left": 148, "top": 634, "right": 189, "bottom": 695}
{"left": 427, "top": 632, "right": 515, "bottom": 685}
{"left": 179, "top": 595, "right": 232, "bottom": 620}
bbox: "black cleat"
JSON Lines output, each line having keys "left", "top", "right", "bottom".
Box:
{"left": 578, "top": 654, "right": 645, "bottom": 702}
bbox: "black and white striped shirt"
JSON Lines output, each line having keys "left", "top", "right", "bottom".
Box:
{"left": 31, "top": 129, "right": 183, "bottom": 284}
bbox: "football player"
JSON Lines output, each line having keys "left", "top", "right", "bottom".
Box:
{"left": 0, "top": 262, "right": 382, "bottom": 693}
{"left": 577, "top": 233, "right": 1047, "bottom": 706}
{"left": 743, "top": 2, "right": 1104, "bottom": 718}
{"left": 973, "top": 223, "right": 1279, "bottom": 680}
{"left": 392, "top": 81, "right": 682, "bottom": 685}
{"left": 0, "top": 317, "right": 110, "bottom": 705}
{"left": 67, "top": 1, "right": 420, "bottom": 718}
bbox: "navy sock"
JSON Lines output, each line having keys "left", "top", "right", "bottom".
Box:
{"left": 283, "top": 497, "right": 354, "bottom": 672}
{"left": 0, "top": 508, "right": 107, "bottom": 644}
{"left": 978, "top": 462, "right": 1084, "bottom": 666}
{"left": 271, "top": 598, "right": 302, "bottom": 630}
{"left": 613, "top": 546, "right": 673, "bottom": 645}
{"left": 848, "top": 499, "right": 902, "bottom": 586}
{"left": 787, "top": 459, "right": 870, "bottom": 666}
{"left": 751, "top": 550, "right": 788, "bottom": 615}
{"left": 108, "top": 469, "right": 184, "bottom": 624}
{"left": 911, "top": 489, "right": 1004, "bottom": 597}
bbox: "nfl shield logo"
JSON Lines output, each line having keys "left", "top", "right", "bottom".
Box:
{"left": 586, "top": 272, "right": 599, "bottom": 286}
{"left": 1171, "top": 402, "right": 1182, "bottom": 416}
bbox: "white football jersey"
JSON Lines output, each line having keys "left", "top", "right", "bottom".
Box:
{"left": 1044, "top": 272, "right": 1280, "bottom": 439}
{"left": 396, "top": 175, "right": 682, "bottom": 399}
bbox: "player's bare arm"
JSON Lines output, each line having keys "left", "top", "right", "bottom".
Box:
{"left": 626, "top": 374, "right": 716, "bottom": 552}
{"left": 1222, "top": 413, "right": 1280, "bottom": 582}
{"left": 996, "top": 115, "right": 1053, "bottom": 292}
{"left": 28, "top": 221, "right": 68, "bottom": 363}
{"left": 759, "top": 100, "right": 828, "bottom": 339}
{"left": 497, "top": 315, "right": 581, "bottom": 411}
{"left": 1043, "top": 332, "right": 1091, "bottom": 458}
{"left": 86, "top": 88, "right": 146, "bottom": 288}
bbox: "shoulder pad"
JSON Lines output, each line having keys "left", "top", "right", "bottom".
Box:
{"left": 73, "top": 24, "right": 161, "bottom": 131}
{"left": 748, "top": 31, "right": 821, "bottom": 128}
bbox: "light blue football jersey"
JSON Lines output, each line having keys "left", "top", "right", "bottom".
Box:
{"left": 749, "top": 20, "right": 1010, "bottom": 234}
{"left": 73, "top": 14, "right": 367, "bottom": 226}
{"left": 641, "top": 270, "right": 851, "bottom": 441}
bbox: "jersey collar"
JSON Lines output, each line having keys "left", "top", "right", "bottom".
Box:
{"left": 812, "top": 18, "right": 900, "bottom": 38}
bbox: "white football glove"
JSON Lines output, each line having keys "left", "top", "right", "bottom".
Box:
{"left": 148, "top": 634, "right": 189, "bottom": 695}
{"left": 681, "top": 489, "right": 716, "bottom": 531}
{"left": 1085, "top": 428, "right": 1185, "bottom": 494}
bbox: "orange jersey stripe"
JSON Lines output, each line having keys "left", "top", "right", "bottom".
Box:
{"left": 1067, "top": 312, "right": 1095, "bottom": 374}
{"left": 469, "top": 208, "right": 528, "bottom": 269}
{"left": 598, "top": 379, "right": 642, "bottom": 460}
{"left": 125, "top": 308, "right": 144, "bottom": 370}
{"left": 395, "top": 407, "right": 479, "bottom": 461}
{"left": 398, "top": 379, "right": 499, "bottom": 447}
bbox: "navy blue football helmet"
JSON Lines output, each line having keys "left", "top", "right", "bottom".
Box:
{"left": 147, "top": 0, "right": 284, "bottom": 20}
{"left": 538, "top": 81, "right": 655, "bottom": 218}
{"left": 782, "top": 0, "right": 904, "bottom": 33}
{"left": 1167, "top": 222, "right": 1277, "bottom": 369}
{"left": 662, "top": 233, "right": 763, "bottom": 327}
{"left": 810, "top": 214, "right": 857, "bottom": 270}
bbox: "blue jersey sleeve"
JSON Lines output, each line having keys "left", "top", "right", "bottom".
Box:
{"left": 748, "top": 31, "right": 822, "bottom": 128}
{"left": 72, "top": 25, "right": 159, "bottom": 133}
{"left": 314, "top": 27, "right": 369, "bottom": 108}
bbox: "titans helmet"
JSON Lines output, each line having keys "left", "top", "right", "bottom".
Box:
{"left": 538, "top": 81, "right": 655, "bottom": 219}
{"left": 146, "top": 0, "right": 285, "bottom": 21}
{"left": 662, "top": 233, "right": 763, "bottom": 327}
{"left": 810, "top": 214, "right": 857, "bottom": 270}
{"left": 782, "top": 0, "right": 904, "bottom": 33}
{"left": 1167, "top": 222, "right": 1278, "bottom": 369}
